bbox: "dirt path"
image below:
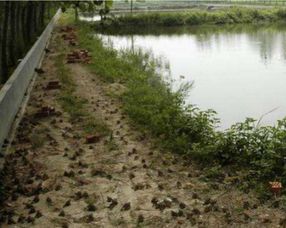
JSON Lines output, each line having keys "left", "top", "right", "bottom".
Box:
{"left": 0, "top": 26, "right": 285, "bottom": 228}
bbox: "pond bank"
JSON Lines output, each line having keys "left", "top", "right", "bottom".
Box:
{"left": 97, "top": 7, "right": 286, "bottom": 30}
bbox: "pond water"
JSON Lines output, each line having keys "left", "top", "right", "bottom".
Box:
{"left": 98, "top": 24, "right": 286, "bottom": 129}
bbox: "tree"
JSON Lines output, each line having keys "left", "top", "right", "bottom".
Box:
{"left": 125, "top": 0, "right": 134, "bottom": 14}
{"left": 0, "top": 1, "right": 57, "bottom": 83}
{"left": 1, "top": 1, "right": 10, "bottom": 82}
{"left": 0, "top": 1, "right": 114, "bottom": 84}
{"left": 67, "top": 0, "right": 113, "bottom": 21}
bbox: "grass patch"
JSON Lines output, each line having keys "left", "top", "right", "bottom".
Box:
{"left": 54, "top": 36, "right": 110, "bottom": 137}
{"left": 105, "top": 133, "right": 119, "bottom": 152}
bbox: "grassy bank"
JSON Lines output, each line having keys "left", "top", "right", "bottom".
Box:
{"left": 98, "top": 7, "right": 286, "bottom": 30}
{"left": 72, "top": 15, "right": 286, "bottom": 201}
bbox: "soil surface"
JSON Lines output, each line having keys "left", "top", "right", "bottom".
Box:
{"left": 0, "top": 25, "right": 285, "bottom": 228}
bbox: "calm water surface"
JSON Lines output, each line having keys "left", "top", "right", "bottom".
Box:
{"left": 98, "top": 25, "right": 286, "bottom": 129}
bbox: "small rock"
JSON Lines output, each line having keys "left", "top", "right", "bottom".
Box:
{"left": 55, "top": 184, "right": 62, "bottom": 191}
{"left": 204, "top": 205, "right": 212, "bottom": 213}
{"left": 279, "top": 218, "right": 286, "bottom": 226}
{"left": 158, "top": 184, "right": 164, "bottom": 191}
{"left": 63, "top": 200, "right": 71, "bottom": 208}
{"left": 86, "top": 135, "right": 101, "bottom": 144}
{"left": 26, "top": 216, "right": 35, "bottom": 223}
{"left": 259, "top": 214, "right": 271, "bottom": 223}
{"left": 271, "top": 200, "right": 280, "bottom": 208}
{"left": 85, "top": 214, "right": 94, "bottom": 223}
{"left": 252, "top": 204, "right": 258, "bottom": 209}
{"left": 29, "top": 207, "right": 36, "bottom": 214}
{"left": 137, "top": 214, "right": 144, "bottom": 223}
{"left": 243, "top": 201, "right": 250, "bottom": 209}
{"left": 82, "top": 192, "right": 89, "bottom": 198}
{"left": 7, "top": 217, "right": 15, "bottom": 224}
{"left": 176, "top": 181, "right": 182, "bottom": 188}
{"left": 107, "top": 197, "right": 118, "bottom": 210}
{"left": 192, "top": 208, "right": 201, "bottom": 215}
{"left": 46, "top": 197, "right": 52, "bottom": 205}
{"left": 121, "top": 202, "right": 131, "bottom": 211}
{"left": 32, "top": 195, "right": 40, "bottom": 203}
{"left": 59, "top": 210, "right": 65, "bottom": 217}
{"left": 64, "top": 170, "right": 75, "bottom": 178}
{"left": 192, "top": 192, "right": 199, "bottom": 199}
{"left": 179, "top": 202, "right": 186, "bottom": 209}
{"left": 75, "top": 191, "right": 82, "bottom": 200}
{"left": 158, "top": 170, "right": 164, "bottom": 177}
{"left": 167, "top": 168, "right": 173, "bottom": 173}
{"left": 243, "top": 212, "right": 250, "bottom": 221}
{"left": 171, "top": 209, "right": 184, "bottom": 217}
{"left": 17, "top": 215, "right": 25, "bottom": 223}
{"left": 134, "top": 183, "right": 145, "bottom": 191}
{"left": 35, "top": 211, "right": 42, "bottom": 218}
{"left": 129, "top": 173, "right": 135, "bottom": 179}
{"left": 86, "top": 203, "right": 97, "bottom": 212}
{"left": 62, "top": 222, "right": 69, "bottom": 228}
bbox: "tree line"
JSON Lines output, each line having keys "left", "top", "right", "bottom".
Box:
{"left": 0, "top": 1, "right": 60, "bottom": 84}
{"left": 0, "top": 1, "right": 113, "bottom": 85}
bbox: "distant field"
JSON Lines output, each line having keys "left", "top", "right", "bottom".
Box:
{"left": 112, "top": 0, "right": 286, "bottom": 12}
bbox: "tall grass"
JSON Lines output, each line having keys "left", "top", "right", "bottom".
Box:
{"left": 99, "top": 7, "right": 286, "bottom": 29}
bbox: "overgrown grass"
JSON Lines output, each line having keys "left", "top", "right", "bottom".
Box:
{"left": 54, "top": 37, "right": 110, "bottom": 137}
{"left": 98, "top": 7, "right": 286, "bottom": 30}
{"left": 75, "top": 18, "right": 286, "bottom": 200}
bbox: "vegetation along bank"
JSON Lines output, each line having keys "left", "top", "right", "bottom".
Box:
{"left": 98, "top": 7, "right": 286, "bottom": 29}
{"left": 73, "top": 8, "right": 286, "bottom": 203}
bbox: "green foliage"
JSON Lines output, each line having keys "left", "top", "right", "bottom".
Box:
{"left": 204, "top": 165, "right": 224, "bottom": 180}
{"left": 214, "top": 118, "right": 286, "bottom": 185}
{"left": 99, "top": 7, "right": 285, "bottom": 28}
{"left": 106, "top": 133, "right": 119, "bottom": 151}
{"left": 83, "top": 117, "right": 110, "bottom": 136}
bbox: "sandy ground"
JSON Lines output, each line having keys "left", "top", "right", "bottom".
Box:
{"left": 0, "top": 26, "right": 285, "bottom": 228}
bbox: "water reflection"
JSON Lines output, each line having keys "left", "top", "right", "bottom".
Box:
{"left": 98, "top": 23, "right": 286, "bottom": 128}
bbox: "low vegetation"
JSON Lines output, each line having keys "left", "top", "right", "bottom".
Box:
{"left": 54, "top": 38, "right": 110, "bottom": 137}
{"left": 99, "top": 7, "right": 286, "bottom": 30}
{"left": 75, "top": 20, "right": 286, "bottom": 200}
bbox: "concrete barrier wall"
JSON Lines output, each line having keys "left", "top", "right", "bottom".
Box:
{"left": 0, "top": 9, "right": 61, "bottom": 152}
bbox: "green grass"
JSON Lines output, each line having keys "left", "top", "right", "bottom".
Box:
{"left": 54, "top": 38, "right": 110, "bottom": 137}
{"left": 98, "top": 7, "right": 286, "bottom": 30}
{"left": 112, "top": 0, "right": 286, "bottom": 10}
{"left": 73, "top": 14, "right": 286, "bottom": 199}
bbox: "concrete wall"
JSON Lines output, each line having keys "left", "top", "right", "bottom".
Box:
{"left": 0, "top": 9, "right": 61, "bottom": 152}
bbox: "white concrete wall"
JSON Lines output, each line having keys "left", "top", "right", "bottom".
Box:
{"left": 0, "top": 9, "right": 62, "bottom": 152}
